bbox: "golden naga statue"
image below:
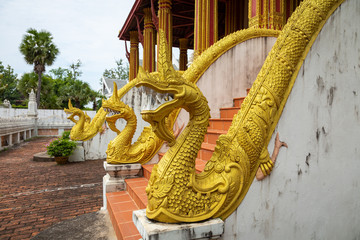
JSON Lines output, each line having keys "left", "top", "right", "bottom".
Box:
{"left": 65, "top": 99, "right": 107, "bottom": 141}
{"left": 65, "top": 80, "right": 141, "bottom": 141}
{"left": 65, "top": 77, "right": 174, "bottom": 164}
{"left": 101, "top": 82, "right": 174, "bottom": 164}
{"left": 136, "top": 0, "right": 344, "bottom": 223}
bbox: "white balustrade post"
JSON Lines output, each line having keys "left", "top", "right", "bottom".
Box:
{"left": 27, "top": 89, "right": 38, "bottom": 136}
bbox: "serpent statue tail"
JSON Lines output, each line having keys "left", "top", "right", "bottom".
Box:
{"left": 136, "top": 0, "right": 345, "bottom": 223}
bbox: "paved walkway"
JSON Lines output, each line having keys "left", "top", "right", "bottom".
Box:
{"left": 0, "top": 137, "right": 106, "bottom": 240}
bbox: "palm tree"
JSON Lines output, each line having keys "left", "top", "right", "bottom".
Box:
{"left": 19, "top": 28, "right": 59, "bottom": 107}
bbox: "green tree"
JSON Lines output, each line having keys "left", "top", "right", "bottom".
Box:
{"left": 50, "top": 61, "right": 99, "bottom": 109}
{"left": 19, "top": 28, "right": 59, "bottom": 107}
{"left": 58, "top": 79, "right": 97, "bottom": 109}
{"left": 0, "top": 61, "right": 22, "bottom": 103}
{"left": 69, "top": 59, "right": 82, "bottom": 80}
{"left": 101, "top": 59, "right": 129, "bottom": 84}
{"left": 17, "top": 72, "right": 58, "bottom": 108}
{"left": 49, "top": 67, "right": 69, "bottom": 81}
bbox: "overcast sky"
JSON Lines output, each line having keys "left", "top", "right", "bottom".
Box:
{"left": 0, "top": 0, "right": 135, "bottom": 91}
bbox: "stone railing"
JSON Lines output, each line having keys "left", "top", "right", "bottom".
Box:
{"left": 0, "top": 117, "right": 36, "bottom": 150}
{"left": 36, "top": 109, "right": 75, "bottom": 136}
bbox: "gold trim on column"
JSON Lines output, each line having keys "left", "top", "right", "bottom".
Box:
{"left": 143, "top": 8, "right": 156, "bottom": 72}
{"left": 129, "top": 31, "right": 139, "bottom": 81}
{"left": 158, "top": 0, "right": 173, "bottom": 62}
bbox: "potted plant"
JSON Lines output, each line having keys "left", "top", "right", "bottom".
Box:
{"left": 47, "top": 131, "right": 77, "bottom": 164}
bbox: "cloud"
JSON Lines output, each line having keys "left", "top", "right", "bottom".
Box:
{"left": 0, "top": 0, "right": 134, "bottom": 90}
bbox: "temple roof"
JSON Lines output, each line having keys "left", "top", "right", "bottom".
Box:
{"left": 118, "top": 0, "right": 227, "bottom": 49}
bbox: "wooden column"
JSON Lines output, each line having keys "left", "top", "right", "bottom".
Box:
{"left": 179, "top": 38, "right": 188, "bottom": 71}
{"left": 194, "top": 0, "right": 218, "bottom": 57}
{"left": 225, "top": 0, "right": 249, "bottom": 35}
{"left": 284, "top": 0, "right": 301, "bottom": 24}
{"left": 225, "top": 0, "right": 238, "bottom": 35}
{"left": 158, "top": 0, "right": 173, "bottom": 62}
{"left": 143, "top": 8, "right": 156, "bottom": 72}
{"left": 129, "top": 31, "right": 139, "bottom": 81}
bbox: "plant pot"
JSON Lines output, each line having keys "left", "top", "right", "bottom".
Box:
{"left": 55, "top": 156, "right": 69, "bottom": 165}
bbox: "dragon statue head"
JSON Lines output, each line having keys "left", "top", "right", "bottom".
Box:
{"left": 136, "top": 31, "right": 209, "bottom": 147}
{"left": 64, "top": 100, "right": 96, "bottom": 141}
{"left": 102, "top": 82, "right": 136, "bottom": 136}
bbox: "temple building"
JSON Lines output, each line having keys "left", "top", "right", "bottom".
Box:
{"left": 100, "top": 0, "right": 360, "bottom": 239}
{"left": 118, "top": 0, "right": 302, "bottom": 81}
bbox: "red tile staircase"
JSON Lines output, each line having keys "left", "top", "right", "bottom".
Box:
{"left": 107, "top": 91, "right": 248, "bottom": 240}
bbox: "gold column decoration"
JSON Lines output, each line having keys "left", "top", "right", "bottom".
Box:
{"left": 249, "top": 0, "right": 285, "bottom": 30}
{"left": 194, "top": 0, "right": 218, "bottom": 57}
{"left": 269, "top": 0, "right": 285, "bottom": 30}
{"left": 179, "top": 38, "right": 188, "bottom": 71}
{"left": 143, "top": 8, "right": 156, "bottom": 73}
{"left": 129, "top": 31, "right": 139, "bottom": 81}
{"left": 249, "top": 0, "right": 265, "bottom": 28}
{"left": 158, "top": 0, "right": 173, "bottom": 62}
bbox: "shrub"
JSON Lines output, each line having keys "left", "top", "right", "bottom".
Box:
{"left": 47, "top": 132, "right": 76, "bottom": 157}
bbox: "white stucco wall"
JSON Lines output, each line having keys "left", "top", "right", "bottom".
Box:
{"left": 196, "top": 37, "right": 277, "bottom": 118}
{"left": 223, "top": 0, "right": 360, "bottom": 239}
{"left": 0, "top": 108, "right": 74, "bottom": 128}
{"left": 174, "top": 36, "right": 277, "bottom": 144}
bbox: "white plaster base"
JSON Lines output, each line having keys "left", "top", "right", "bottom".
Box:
{"left": 68, "top": 142, "right": 85, "bottom": 162}
{"left": 102, "top": 174, "right": 126, "bottom": 210}
{"left": 133, "top": 209, "right": 224, "bottom": 240}
{"left": 104, "top": 162, "right": 142, "bottom": 179}
{"left": 102, "top": 162, "right": 143, "bottom": 209}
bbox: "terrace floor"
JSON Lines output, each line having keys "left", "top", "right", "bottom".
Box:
{"left": 0, "top": 137, "right": 108, "bottom": 240}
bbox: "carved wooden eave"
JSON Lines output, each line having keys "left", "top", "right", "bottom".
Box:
{"left": 118, "top": 0, "right": 229, "bottom": 49}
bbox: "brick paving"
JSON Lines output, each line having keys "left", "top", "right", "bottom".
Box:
{"left": 0, "top": 137, "right": 106, "bottom": 240}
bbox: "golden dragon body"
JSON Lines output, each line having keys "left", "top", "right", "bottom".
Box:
{"left": 65, "top": 27, "right": 280, "bottom": 164}
{"left": 136, "top": 0, "right": 344, "bottom": 223}
{"left": 65, "top": 80, "right": 167, "bottom": 164}
{"left": 65, "top": 100, "right": 107, "bottom": 141}
{"left": 102, "top": 82, "right": 174, "bottom": 164}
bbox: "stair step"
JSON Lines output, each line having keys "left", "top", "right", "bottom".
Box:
{"left": 125, "top": 178, "right": 148, "bottom": 209}
{"left": 208, "top": 118, "right": 232, "bottom": 131}
{"left": 195, "top": 158, "right": 208, "bottom": 172}
{"left": 204, "top": 129, "right": 227, "bottom": 145}
{"left": 233, "top": 97, "right": 245, "bottom": 108}
{"left": 107, "top": 191, "right": 142, "bottom": 240}
{"left": 142, "top": 164, "right": 154, "bottom": 180}
{"left": 220, "top": 107, "right": 240, "bottom": 118}
{"left": 198, "top": 142, "right": 215, "bottom": 161}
